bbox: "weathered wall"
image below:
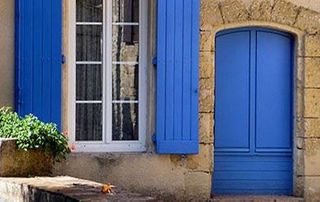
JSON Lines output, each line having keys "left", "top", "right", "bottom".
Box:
{"left": 0, "top": 0, "right": 14, "bottom": 108}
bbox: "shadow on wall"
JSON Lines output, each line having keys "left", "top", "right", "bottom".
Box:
{"left": 0, "top": 0, "right": 14, "bottom": 107}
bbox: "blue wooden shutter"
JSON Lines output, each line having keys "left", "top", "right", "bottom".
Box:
{"left": 156, "top": 0, "right": 200, "bottom": 154}
{"left": 15, "top": 0, "right": 62, "bottom": 129}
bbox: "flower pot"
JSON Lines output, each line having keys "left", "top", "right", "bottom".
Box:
{"left": 0, "top": 138, "right": 53, "bottom": 177}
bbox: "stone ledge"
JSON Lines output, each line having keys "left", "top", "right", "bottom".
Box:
{"left": 0, "top": 176, "right": 160, "bottom": 202}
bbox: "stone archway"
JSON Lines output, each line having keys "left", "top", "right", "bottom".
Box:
{"left": 198, "top": 0, "right": 320, "bottom": 199}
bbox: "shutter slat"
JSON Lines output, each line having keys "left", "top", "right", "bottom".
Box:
{"left": 156, "top": 0, "right": 200, "bottom": 154}
{"left": 182, "top": 0, "right": 192, "bottom": 141}
{"left": 15, "top": 0, "right": 62, "bottom": 129}
{"left": 51, "top": 0, "right": 62, "bottom": 126}
{"left": 165, "top": 0, "right": 175, "bottom": 141}
{"left": 32, "top": 0, "right": 43, "bottom": 117}
{"left": 191, "top": 0, "right": 200, "bottom": 142}
{"left": 173, "top": 0, "right": 184, "bottom": 140}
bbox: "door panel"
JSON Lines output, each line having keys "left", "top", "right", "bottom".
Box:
{"left": 215, "top": 31, "right": 250, "bottom": 152}
{"left": 213, "top": 28, "right": 293, "bottom": 195}
{"left": 256, "top": 31, "right": 292, "bottom": 150}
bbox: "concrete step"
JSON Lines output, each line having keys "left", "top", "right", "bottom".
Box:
{"left": 210, "top": 195, "right": 304, "bottom": 202}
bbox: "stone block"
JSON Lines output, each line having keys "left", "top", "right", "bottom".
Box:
{"left": 200, "top": 31, "right": 214, "bottom": 52}
{"left": 200, "top": 0, "right": 223, "bottom": 30}
{"left": 199, "top": 113, "right": 214, "bottom": 144}
{"left": 295, "top": 8, "right": 320, "bottom": 34}
{"left": 271, "top": 0, "right": 300, "bottom": 26}
{"left": 304, "top": 177, "right": 320, "bottom": 201}
{"left": 0, "top": 139, "right": 53, "bottom": 177}
{"left": 200, "top": 52, "right": 214, "bottom": 79}
{"left": 296, "top": 138, "right": 320, "bottom": 176}
{"left": 249, "top": 0, "right": 273, "bottom": 21}
{"left": 305, "top": 34, "right": 320, "bottom": 57}
{"left": 304, "top": 138, "right": 320, "bottom": 157}
{"left": 187, "top": 144, "right": 213, "bottom": 172}
{"left": 184, "top": 171, "right": 211, "bottom": 201}
{"left": 304, "top": 89, "right": 320, "bottom": 118}
{"left": 199, "top": 78, "right": 214, "bottom": 113}
{"left": 304, "top": 118, "right": 320, "bottom": 138}
{"left": 305, "top": 58, "right": 320, "bottom": 88}
{"left": 220, "top": 0, "right": 249, "bottom": 23}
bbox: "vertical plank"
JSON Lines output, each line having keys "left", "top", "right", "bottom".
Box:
{"left": 164, "top": 0, "right": 175, "bottom": 141}
{"left": 42, "top": 0, "right": 53, "bottom": 122}
{"left": 32, "top": 0, "right": 43, "bottom": 117}
{"left": 156, "top": 0, "right": 167, "bottom": 144}
{"left": 51, "top": 0, "right": 62, "bottom": 128}
{"left": 173, "top": 0, "right": 184, "bottom": 140}
{"left": 190, "top": 0, "right": 200, "bottom": 142}
{"left": 182, "top": 0, "right": 192, "bottom": 140}
{"left": 24, "top": 0, "right": 34, "bottom": 116}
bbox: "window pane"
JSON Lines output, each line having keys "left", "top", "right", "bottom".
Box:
{"left": 112, "top": 25, "right": 139, "bottom": 61}
{"left": 77, "top": 0, "right": 103, "bottom": 22}
{"left": 112, "top": 103, "right": 138, "bottom": 141}
{"left": 76, "top": 104, "right": 102, "bottom": 141}
{"left": 112, "top": 0, "right": 139, "bottom": 23}
{"left": 112, "top": 65, "right": 138, "bottom": 101}
{"left": 76, "top": 65, "right": 102, "bottom": 101}
{"left": 76, "top": 25, "right": 102, "bottom": 61}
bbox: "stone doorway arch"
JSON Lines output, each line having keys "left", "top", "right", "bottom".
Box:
{"left": 198, "top": 0, "right": 320, "bottom": 199}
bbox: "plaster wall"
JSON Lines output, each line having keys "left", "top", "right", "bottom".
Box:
{"left": 0, "top": 0, "right": 14, "bottom": 108}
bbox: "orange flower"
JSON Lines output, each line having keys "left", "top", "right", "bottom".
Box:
{"left": 101, "top": 183, "right": 116, "bottom": 194}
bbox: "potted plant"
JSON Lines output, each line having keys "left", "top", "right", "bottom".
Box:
{"left": 0, "top": 107, "right": 70, "bottom": 177}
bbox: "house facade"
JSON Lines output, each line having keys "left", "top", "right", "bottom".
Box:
{"left": 1, "top": 0, "right": 320, "bottom": 201}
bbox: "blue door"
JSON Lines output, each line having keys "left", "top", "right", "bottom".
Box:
{"left": 213, "top": 28, "right": 293, "bottom": 195}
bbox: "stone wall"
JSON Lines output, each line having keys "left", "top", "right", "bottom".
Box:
{"left": 200, "top": 0, "right": 320, "bottom": 200}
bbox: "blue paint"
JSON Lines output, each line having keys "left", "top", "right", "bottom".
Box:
{"left": 156, "top": 0, "right": 200, "bottom": 154}
{"left": 15, "top": 0, "right": 62, "bottom": 129}
{"left": 213, "top": 28, "right": 293, "bottom": 195}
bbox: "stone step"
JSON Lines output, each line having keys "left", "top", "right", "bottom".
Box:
{"left": 0, "top": 176, "right": 161, "bottom": 202}
{"left": 210, "top": 195, "right": 304, "bottom": 202}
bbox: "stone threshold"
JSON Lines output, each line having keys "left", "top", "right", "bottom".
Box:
{"left": 0, "top": 176, "right": 160, "bottom": 201}
{"left": 210, "top": 195, "right": 304, "bottom": 202}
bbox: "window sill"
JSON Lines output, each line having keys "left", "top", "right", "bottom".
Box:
{"left": 70, "top": 142, "right": 146, "bottom": 153}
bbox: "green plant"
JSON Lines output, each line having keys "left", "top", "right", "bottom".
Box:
{"left": 0, "top": 107, "right": 70, "bottom": 162}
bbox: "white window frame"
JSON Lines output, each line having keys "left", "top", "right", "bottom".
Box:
{"left": 67, "top": 0, "right": 148, "bottom": 152}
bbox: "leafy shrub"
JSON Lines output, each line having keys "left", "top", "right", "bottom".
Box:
{"left": 0, "top": 107, "right": 70, "bottom": 162}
